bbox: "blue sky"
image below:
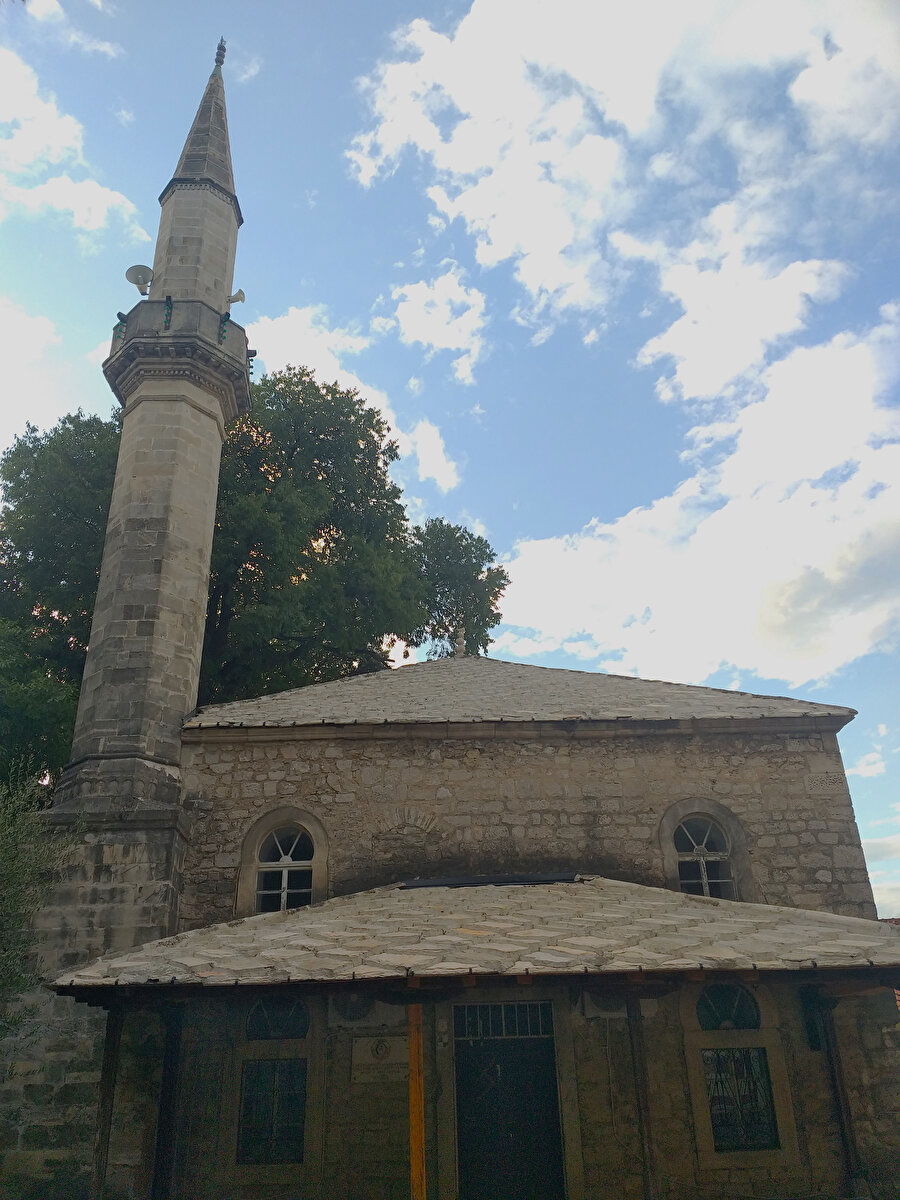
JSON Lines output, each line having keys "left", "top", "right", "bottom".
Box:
{"left": 1, "top": 0, "right": 898, "bottom": 912}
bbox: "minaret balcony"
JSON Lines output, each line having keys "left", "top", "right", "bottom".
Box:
{"left": 103, "top": 298, "right": 252, "bottom": 423}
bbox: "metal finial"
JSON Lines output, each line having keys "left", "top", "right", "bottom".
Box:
{"left": 215, "top": 37, "right": 226, "bottom": 67}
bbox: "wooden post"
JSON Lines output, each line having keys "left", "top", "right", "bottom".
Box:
{"left": 408, "top": 1002, "right": 427, "bottom": 1200}
{"left": 92, "top": 1004, "right": 123, "bottom": 1200}
{"left": 625, "top": 995, "right": 658, "bottom": 1200}
{"left": 818, "top": 998, "right": 872, "bottom": 1198}
{"left": 151, "top": 1005, "right": 183, "bottom": 1200}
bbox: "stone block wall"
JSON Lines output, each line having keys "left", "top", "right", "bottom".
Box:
{"left": 0, "top": 815, "right": 187, "bottom": 1196}
{"left": 74, "top": 978, "right": 898, "bottom": 1199}
{"left": 179, "top": 725, "right": 875, "bottom": 929}
{"left": 69, "top": 385, "right": 224, "bottom": 770}
{"left": 637, "top": 981, "right": 846, "bottom": 1199}
{"left": 834, "top": 989, "right": 900, "bottom": 1196}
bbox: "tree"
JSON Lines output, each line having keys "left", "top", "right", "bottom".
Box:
{"left": 411, "top": 518, "right": 511, "bottom": 658}
{"left": 0, "top": 366, "right": 509, "bottom": 773}
{"left": 0, "top": 770, "right": 73, "bottom": 1038}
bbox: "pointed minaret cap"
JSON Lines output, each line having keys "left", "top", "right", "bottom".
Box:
{"left": 159, "top": 38, "right": 242, "bottom": 224}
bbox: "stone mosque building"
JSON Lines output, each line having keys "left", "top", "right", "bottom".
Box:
{"left": 2, "top": 42, "right": 899, "bottom": 1200}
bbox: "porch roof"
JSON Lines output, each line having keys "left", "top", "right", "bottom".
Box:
{"left": 54, "top": 876, "right": 900, "bottom": 993}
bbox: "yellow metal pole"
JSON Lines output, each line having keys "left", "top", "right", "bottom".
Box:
{"left": 408, "top": 1002, "right": 427, "bottom": 1200}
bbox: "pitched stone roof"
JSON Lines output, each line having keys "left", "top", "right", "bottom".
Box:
{"left": 163, "top": 49, "right": 238, "bottom": 207}
{"left": 185, "top": 656, "right": 854, "bottom": 731}
{"left": 55, "top": 877, "right": 899, "bottom": 993}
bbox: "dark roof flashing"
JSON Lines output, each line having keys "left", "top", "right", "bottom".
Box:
{"left": 399, "top": 872, "right": 582, "bottom": 889}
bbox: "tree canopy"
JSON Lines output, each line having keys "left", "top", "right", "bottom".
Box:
{"left": 0, "top": 366, "right": 509, "bottom": 777}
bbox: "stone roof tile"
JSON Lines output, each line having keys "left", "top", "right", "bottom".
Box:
{"left": 55, "top": 876, "right": 900, "bottom": 992}
{"left": 184, "top": 656, "right": 854, "bottom": 731}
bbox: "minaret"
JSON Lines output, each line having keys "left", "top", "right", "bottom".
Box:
{"left": 54, "top": 42, "right": 249, "bottom": 907}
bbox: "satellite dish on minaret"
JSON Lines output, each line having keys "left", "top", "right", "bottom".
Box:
{"left": 125, "top": 264, "right": 153, "bottom": 296}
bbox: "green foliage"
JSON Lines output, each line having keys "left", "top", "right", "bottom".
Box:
{"left": 411, "top": 518, "right": 510, "bottom": 658}
{"left": 0, "top": 413, "right": 116, "bottom": 779}
{"left": 0, "top": 770, "right": 72, "bottom": 1038}
{"left": 0, "top": 412, "right": 119, "bottom": 675}
{"left": 0, "top": 366, "right": 509, "bottom": 759}
{"left": 0, "top": 617, "right": 78, "bottom": 783}
{"left": 201, "top": 365, "right": 426, "bottom": 702}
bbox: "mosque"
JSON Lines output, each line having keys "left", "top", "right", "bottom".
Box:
{"left": 2, "top": 42, "right": 898, "bottom": 1200}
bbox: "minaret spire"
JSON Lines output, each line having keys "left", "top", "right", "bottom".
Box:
{"left": 149, "top": 39, "right": 242, "bottom": 304}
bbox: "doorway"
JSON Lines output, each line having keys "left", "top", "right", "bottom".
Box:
{"left": 453, "top": 1001, "right": 566, "bottom": 1200}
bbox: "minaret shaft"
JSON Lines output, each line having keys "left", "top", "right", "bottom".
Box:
{"left": 57, "top": 45, "right": 249, "bottom": 811}
{"left": 67, "top": 384, "right": 225, "bottom": 769}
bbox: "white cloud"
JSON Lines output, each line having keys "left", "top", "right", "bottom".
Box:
{"left": 0, "top": 48, "right": 144, "bottom": 241}
{"left": 0, "top": 296, "right": 65, "bottom": 448}
{"left": 27, "top": 0, "right": 65, "bottom": 20}
{"left": 66, "top": 29, "right": 120, "bottom": 57}
{"left": 878, "top": 723, "right": 888, "bottom": 737}
{"left": 0, "top": 48, "right": 83, "bottom": 174}
{"left": 237, "top": 56, "right": 262, "bottom": 84}
{"left": 848, "top": 752, "right": 887, "bottom": 779}
{"left": 868, "top": 871, "right": 900, "bottom": 918}
{"left": 617, "top": 211, "right": 849, "bottom": 401}
{"left": 349, "top": 0, "right": 898, "bottom": 337}
{"left": 863, "top": 836, "right": 900, "bottom": 863}
{"left": 498, "top": 304, "right": 900, "bottom": 686}
{"left": 406, "top": 419, "right": 460, "bottom": 492}
{"left": 114, "top": 107, "right": 134, "bottom": 127}
{"left": 26, "top": 0, "right": 121, "bottom": 55}
{"left": 459, "top": 510, "right": 487, "bottom": 538}
{"left": 407, "top": 376, "right": 423, "bottom": 395}
{"left": 247, "top": 304, "right": 460, "bottom": 493}
{"left": 86, "top": 337, "right": 109, "bottom": 367}
{"left": 392, "top": 265, "right": 486, "bottom": 383}
{"left": 2, "top": 174, "right": 147, "bottom": 239}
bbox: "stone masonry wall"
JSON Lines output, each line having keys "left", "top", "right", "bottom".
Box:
{"left": 179, "top": 725, "right": 875, "bottom": 929}
{"left": 0, "top": 818, "right": 186, "bottom": 1198}
{"left": 81, "top": 979, "right": 897, "bottom": 1199}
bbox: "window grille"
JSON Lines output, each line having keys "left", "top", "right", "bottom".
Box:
{"left": 696, "top": 984, "right": 779, "bottom": 1153}
{"left": 246, "top": 997, "right": 310, "bottom": 1040}
{"left": 674, "top": 816, "right": 736, "bottom": 899}
{"left": 237, "top": 1057, "right": 307, "bottom": 1164}
{"left": 701, "top": 1047, "right": 779, "bottom": 1152}
{"left": 454, "top": 1002, "right": 554, "bottom": 1041}
{"left": 255, "top": 826, "right": 315, "bottom": 913}
{"left": 697, "top": 984, "right": 760, "bottom": 1031}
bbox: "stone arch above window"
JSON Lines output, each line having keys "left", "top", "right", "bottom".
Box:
{"left": 659, "top": 798, "right": 757, "bottom": 902}
{"left": 235, "top": 808, "right": 329, "bottom": 918}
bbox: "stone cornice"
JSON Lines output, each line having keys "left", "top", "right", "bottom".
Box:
{"left": 158, "top": 175, "right": 243, "bottom": 225}
{"left": 180, "top": 713, "right": 852, "bottom": 745}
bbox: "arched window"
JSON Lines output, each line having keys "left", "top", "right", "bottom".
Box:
{"left": 681, "top": 982, "right": 800, "bottom": 1169}
{"left": 697, "top": 983, "right": 760, "bottom": 1031}
{"left": 255, "top": 826, "right": 315, "bottom": 913}
{"left": 235, "top": 996, "right": 316, "bottom": 1167}
{"left": 694, "top": 985, "right": 776, "bottom": 1152}
{"left": 674, "top": 816, "right": 735, "bottom": 900}
{"left": 235, "top": 808, "right": 328, "bottom": 918}
{"left": 658, "top": 800, "right": 756, "bottom": 902}
{"left": 247, "top": 997, "right": 310, "bottom": 1040}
